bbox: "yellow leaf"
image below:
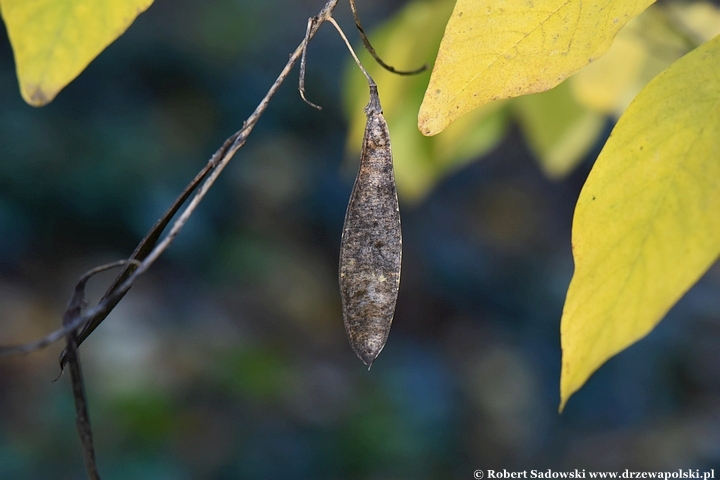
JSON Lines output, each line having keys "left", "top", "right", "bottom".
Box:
{"left": 512, "top": 80, "right": 605, "bottom": 179}
{"left": 344, "top": 0, "right": 507, "bottom": 202}
{"left": 559, "top": 34, "right": 720, "bottom": 411}
{"left": 418, "top": 0, "right": 655, "bottom": 136}
{"left": 0, "top": 0, "right": 154, "bottom": 106}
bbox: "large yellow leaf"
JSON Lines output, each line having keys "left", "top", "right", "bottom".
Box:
{"left": 417, "top": 0, "right": 655, "bottom": 136}
{"left": 559, "top": 34, "right": 720, "bottom": 411}
{"left": 344, "top": 0, "right": 507, "bottom": 202}
{"left": 0, "top": 0, "right": 154, "bottom": 106}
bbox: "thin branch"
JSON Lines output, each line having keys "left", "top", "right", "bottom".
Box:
{"left": 326, "top": 16, "right": 376, "bottom": 87}
{"left": 66, "top": 340, "right": 99, "bottom": 480}
{"left": 349, "top": 0, "right": 427, "bottom": 75}
{"left": 0, "top": 261, "right": 134, "bottom": 357}
{"left": 74, "top": 160, "right": 218, "bottom": 346}
{"left": 299, "top": 17, "right": 323, "bottom": 110}
{"left": 0, "top": 155, "right": 216, "bottom": 361}
{"left": 61, "top": 261, "right": 118, "bottom": 479}
{"left": 0, "top": 0, "right": 343, "bottom": 365}
{"left": 65, "top": 0, "right": 342, "bottom": 366}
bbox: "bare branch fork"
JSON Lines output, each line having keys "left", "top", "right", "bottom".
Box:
{"left": 0, "top": 0, "right": 342, "bottom": 361}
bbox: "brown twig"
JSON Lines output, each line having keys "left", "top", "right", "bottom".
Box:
{"left": 62, "top": 261, "right": 127, "bottom": 480}
{"left": 73, "top": 161, "right": 217, "bottom": 347}
{"left": 0, "top": 261, "right": 134, "bottom": 357}
{"left": 66, "top": 340, "right": 99, "bottom": 480}
{"left": 348, "top": 0, "right": 427, "bottom": 75}
{"left": 0, "top": 0, "right": 341, "bottom": 363}
{"left": 326, "top": 16, "right": 376, "bottom": 87}
{"left": 299, "top": 17, "right": 323, "bottom": 110}
{"left": 72, "top": 0, "right": 341, "bottom": 358}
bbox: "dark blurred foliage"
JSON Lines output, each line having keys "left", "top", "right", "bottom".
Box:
{"left": 1, "top": 0, "right": 719, "bottom": 479}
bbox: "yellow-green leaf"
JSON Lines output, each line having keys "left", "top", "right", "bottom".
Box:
{"left": 418, "top": 0, "right": 655, "bottom": 136}
{"left": 512, "top": 80, "right": 605, "bottom": 179}
{"left": 0, "top": 0, "right": 154, "bottom": 106}
{"left": 559, "top": 34, "right": 720, "bottom": 411}
{"left": 344, "top": 0, "right": 508, "bottom": 202}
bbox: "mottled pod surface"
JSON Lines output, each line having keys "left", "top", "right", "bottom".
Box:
{"left": 339, "top": 86, "right": 401, "bottom": 367}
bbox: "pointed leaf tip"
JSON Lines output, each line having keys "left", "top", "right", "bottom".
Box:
{"left": 1, "top": 0, "right": 154, "bottom": 106}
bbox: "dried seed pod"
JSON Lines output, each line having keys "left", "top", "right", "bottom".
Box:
{"left": 339, "top": 85, "right": 401, "bottom": 367}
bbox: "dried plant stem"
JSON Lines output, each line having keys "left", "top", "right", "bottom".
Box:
{"left": 0, "top": 0, "right": 341, "bottom": 361}
{"left": 66, "top": 342, "right": 98, "bottom": 480}
{"left": 299, "top": 17, "right": 323, "bottom": 110}
{"left": 326, "top": 16, "right": 376, "bottom": 87}
{"left": 348, "top": 0, "right": 427, "bottom": 75}
{"left": 62, "top": 260, "right": 127, "bottom": 480}
{"left": 75, "top": 4, "right": 340, "bottom": 350}
{"left": 0, "top": 261, "right": 134, "bottom": 357}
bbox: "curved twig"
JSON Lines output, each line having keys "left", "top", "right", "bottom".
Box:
{"left": 349, "top": 0, "right": 427, "bottom": 75}
{"left": 0, "top": 260, "right": 135, "bottom": 357}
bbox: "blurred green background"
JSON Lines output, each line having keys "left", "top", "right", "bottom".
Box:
{"left": 1, "top": 0, "right": 720, "bottom": 479}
